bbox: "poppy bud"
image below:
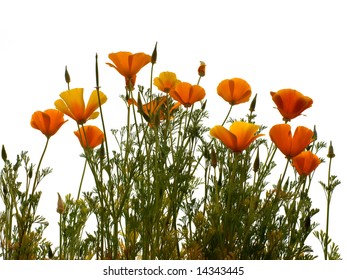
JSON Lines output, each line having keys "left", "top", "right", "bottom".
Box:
{"left": 1, "top": 145, "right": 7, "bottom": 162}
{"left": 249, "top": 93, "right": 257, "bottom": 113}
{"left": 211, "top": 146, "right": 217, "bottom": 168}
{"left": 312, "top": 125, "right": 317, "bottom": 141}
{"left": 99, "top": 142, "right": 105, "bottom": 160}
{"left": 57, "top": 193, "right": 65, "bottom": 214}
{"left": 151, "top": 42, "right": 158, "bottom": 64}
{"left": 2, "top": 184, "right": 8, "bottom": 196}
{"left": 28, "top": 166, "right": 33, "bottom": 179}
{"left": 95, "top": 53, "right": 100, "bottom": 89}
{"left": 65, "top": 66, "right": 71, "bottom": 85}
{"left": 47, "top": 245, "right": 54, "bottom": 259}
{"left": 201, "top": 99, "right": 207, "bottom": 111}
{"left": 304, "top": 215, "right": 311, "bottom": 231}
{"left": 327, "top": 141, "right": 335, "bottom": 158}
{"left": 253, "top": 148, "right": 260, "bottom": 173}
{"left": 198, "top": 61, "right": 206, "bottom": 77}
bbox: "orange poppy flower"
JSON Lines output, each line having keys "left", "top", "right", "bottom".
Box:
{"left": 128, "top": 96, "right": 180, "bottom": 126}
{"left": 271, "top": 89, "right": 313, "bottom": 121}
{"left": 269, "top": 124, "right": 314, "bottom": 158}
{"left": 54, "top": 88, "right": 107, "bottom": 125}
{"left": 31, "top": 109, "right": 67, "bottom": 138}
{"left": 217, "top": 78, "right": 252, "bottom": 105}
{"left": 153, "top": 72, "right": 181, "bottom": 93}
{"left": 107, "top": 51, "right": 151, "bottom": 90}
{"left": 292, "top": 151, "right": 321, "bottom": 176}
{"left": 169, "top": 82, "right": 205, "bottom": 108}
{"left": 74, "top": 125, "right": 104, "bottom": 149}
{"left": 210, "top": 121, "right": 264, "bottom": 153}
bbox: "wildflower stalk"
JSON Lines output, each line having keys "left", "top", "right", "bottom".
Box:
{"left": 324, "top": 143, "right": 335, "bottom": 260}
{"left": 95, "top": 53, "right": 110, "bottom": 165}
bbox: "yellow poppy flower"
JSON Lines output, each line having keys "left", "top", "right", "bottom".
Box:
{"left": 153, "top": 72, "right": 181, "bottom": 93}
{"left": 271, "top": 89, "right": 313, "bottom": 121}
{"left": 169, "top": 82, "right": 205, "bottom": 108}
{"left": 217, "top": 78, "right": 252, "bottom": 105}
{"left": 107, "top": 51, "right": 151, "bottom": 90}
{"left": 210, "top": 121, "right": 263, "bottom": 153}
{"left": 31, "top": 109, "right": 67, "bottom": 138}
{"left": 54, "top": 88, "right": 107, "bottom": 125}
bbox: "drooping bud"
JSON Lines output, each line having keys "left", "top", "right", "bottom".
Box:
{"left": 57, "top": 193, "right": 65, "bottom": 214}
{"left": 151, "top": 42, "right": 158, "bottom": 64}
{"left": 249, "top": 93, "right": 257, "bottom": 113}
{"left": 198, "top": 61, "right": 206, "bottom": 77}
{"left": 1, "top": 145, "right": 7, "bottom": 162}
{"left": 327, "top": 141, "right": 335, "bottom": 158}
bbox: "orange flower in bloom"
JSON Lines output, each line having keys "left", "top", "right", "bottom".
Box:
{"left": 269, "top": 124, "right": 314, "bottom": 158}
{"left": 128, "top": 96, "right": 180, "bottom": 126}
{"left": 31, "top": 109, "right": 67, "bottom": 138}
{"left": 217, "top": 78, "right": 252, "bottom": 105}
{"left": 210, "top": 121, "right": 264, "bottom": 153}
{"left": 74, "top": 125, "right": 104, "bottom": 149}
{"left": 54, "top": 88, "right": 107, "bottom": 125}
{"left": 107, "top": 51, "right": 151, "bottom": 90}
{"left": 292, "top": 151, "right": 321, "bottom": 176}
{"left": 169, "top": 82, "right": 205, "bottom": 108}
{"left": 153, "top": 72, "right": 181, "bottom": 93}
{"left": 271, "top": 89, "right": 313, "bottom": 121}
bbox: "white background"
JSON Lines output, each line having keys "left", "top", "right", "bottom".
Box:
{"left": 0, "top": 0, "right": 346, "bottom": 260}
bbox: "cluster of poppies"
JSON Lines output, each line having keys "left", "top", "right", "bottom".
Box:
{"left": 30, "top": 50, "right": 320, "bottom": 176}
{"left": 210, "top": 81, "right": 320, "bottom": 176}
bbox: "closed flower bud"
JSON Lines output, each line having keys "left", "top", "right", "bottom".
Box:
{"left": 327, "top": 141, "right": 335, "bottom": 158}
{"left": 1, "top": 145, "right": 7, "bottom": 162}
{"left": 198, "top": 61, "right": 206, "bottom": 77}
{"left": 201, "top": 99, "right": 207, "bottom": 111}
{"left": 211, "top": 146, "right": 217, "bottom": 168}
{"left": 253, "top": 148, "right": 260, "bottom": 173}
{"left": 65, "top": 66, "right": 71, "bottom": 84}
{"left": 249, "top": 93, "right": 257, "bottom": 113}
{"left": 151, "top": 42, "right": 158, "bottom": 64}
{"left": 57, "top": 193, "right": 65, "bottom": 214}
{"left": 312, "top": 125, "right": 317, "bottom": 141}
{"left": 28, "top": 166, "right": 33, "bottom": 179}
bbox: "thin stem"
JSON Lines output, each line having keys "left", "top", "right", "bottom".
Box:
{"left": 95, "top": 53, "right": 110, "bottom": 166}
{"left": 324, "top": 157, "right": 333, "bottom": 260}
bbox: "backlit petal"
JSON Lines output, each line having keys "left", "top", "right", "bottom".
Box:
{"left": 291, "top": 126, "right": 313, "bottom": 157}
{"left": 58, "top": 88, "right": 85, "bottom": 122}
{"left": 84, "top": 90, "right": 107, "bottom": 121}
{"left": 269, "top": 124, "right": 292, "bottom": 156}
{"left": 210, "top": 125, "right": 237, "bottom": 150}
{"left": 229, "top": 121, "right": 262, "bottom": 152}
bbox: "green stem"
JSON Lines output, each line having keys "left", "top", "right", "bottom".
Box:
{"left": 324, "top": 157, "right": 333, "bottom": 260}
